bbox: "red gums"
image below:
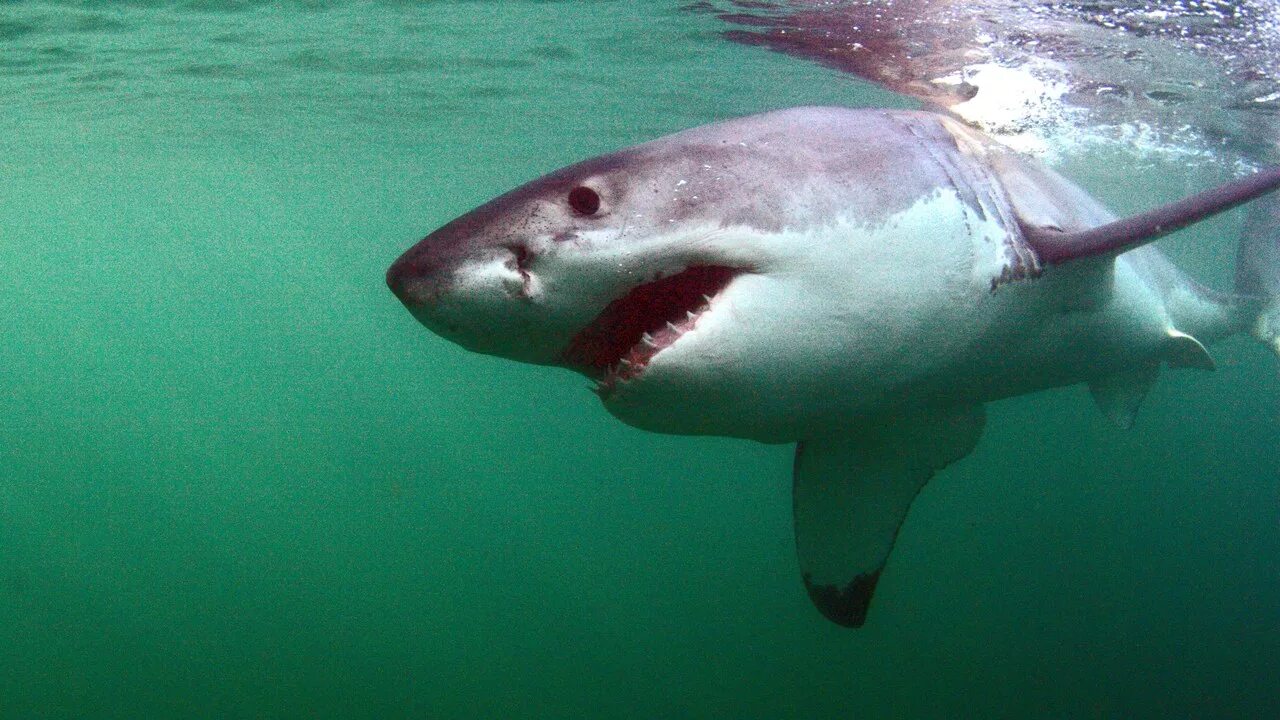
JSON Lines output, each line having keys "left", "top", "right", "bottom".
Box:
{"left": 562, "top": 265, "right": 741, "bottom": 381}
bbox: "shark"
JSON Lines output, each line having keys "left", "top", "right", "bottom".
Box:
{"left": 386, "top": 106, "right": 1280, "bottom": 627}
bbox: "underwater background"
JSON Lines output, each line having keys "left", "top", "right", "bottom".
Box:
{"left": 1, "top": 1, "right": 1277, "bottom": 717}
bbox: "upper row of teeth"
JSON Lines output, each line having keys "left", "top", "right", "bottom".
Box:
{"left": 640, "top": 310, "right": 702, "bottom": 347}
{"left": 639, "top": 297, "right": 713, "bottom": 350}
{"left": 600, "top": 295, "right": 716, "bottom": 386}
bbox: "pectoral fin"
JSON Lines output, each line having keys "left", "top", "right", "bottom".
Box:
{"left": 1087, "top": 363, "right": 1160, "bottom": 430}
{"left": 793, "top": 406, "right": 985, "bottom": 628}
{"left": 1164, "top": 329, "right": 1215, "bottom": 370}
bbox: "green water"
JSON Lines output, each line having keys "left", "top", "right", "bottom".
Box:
{"left": 2, "top": 2, "right": 1277, "bottom": 717}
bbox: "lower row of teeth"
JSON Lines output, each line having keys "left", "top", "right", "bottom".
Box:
{"left": 598, "top": 298, "right": 715, "bottom": 390}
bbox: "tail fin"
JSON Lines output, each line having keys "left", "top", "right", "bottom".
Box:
{"left": 1237, "top": 193, "right": 1280, "bottom": 358}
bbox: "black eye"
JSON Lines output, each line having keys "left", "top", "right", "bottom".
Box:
{"left": 567, "top": 186, "right": 601, "bottom": 216}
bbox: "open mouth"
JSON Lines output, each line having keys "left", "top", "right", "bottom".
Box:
{"left": 562, "top": 265, "right": 743, "bottom": 395}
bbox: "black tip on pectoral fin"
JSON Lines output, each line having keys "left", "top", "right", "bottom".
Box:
{"left": 1024, "top": 165, "right": 1280, "bottom": 266}
{"left": 792, "top": 408, "right": 985, "bottom": 629}
{"left": 803, "top": 570, "right": 883, "bottom": 628}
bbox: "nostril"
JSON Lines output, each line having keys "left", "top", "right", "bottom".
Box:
{"left": 508, "top": 244, "right": 530, "bottom": 272}
{"left": 507, "top": 244, "right": 533, "bottom": 282}
{"left": 502, "top": 245, "right": 536, "bottom": 298}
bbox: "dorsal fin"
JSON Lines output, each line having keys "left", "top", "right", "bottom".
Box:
{"left": 1023, "top": 166, "right": 1280, "bottom": 266}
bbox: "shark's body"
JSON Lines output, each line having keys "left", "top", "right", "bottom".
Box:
{"left": 387, "top": 107, "right": 1280, "bottom": 627}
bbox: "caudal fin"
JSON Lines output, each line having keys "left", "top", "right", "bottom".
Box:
{"left": 1237, "top": 193, "right": 1280, "bottom": 358}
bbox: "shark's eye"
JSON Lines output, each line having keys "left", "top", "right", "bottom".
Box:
{"left": 568, "top": 186, "right": 601, "bottom": 216}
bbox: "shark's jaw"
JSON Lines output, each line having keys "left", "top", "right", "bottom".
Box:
{"left": 561, "top": 265, "right": 745, "bottom": 397}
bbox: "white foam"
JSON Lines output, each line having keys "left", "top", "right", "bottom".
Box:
{"left": 937, "top": 59, "right": 1078, "bottom": 157}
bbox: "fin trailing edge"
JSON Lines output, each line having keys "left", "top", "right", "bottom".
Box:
{"left": 1164, "top": 329, "right": 1216, "bottom": 370}
{"left": 792, "top": 406, "right": 985, "bottom": 628}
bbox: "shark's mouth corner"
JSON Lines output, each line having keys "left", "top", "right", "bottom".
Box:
{"left": 562, "top": 265, "right": 743, "bottom": 395}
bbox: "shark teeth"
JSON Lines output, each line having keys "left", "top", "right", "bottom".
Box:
{"left": 610, "top": 293, "right": 718, "bottom": 385}
{"left": 563, "top": 265, "right": 744, "bottom": 399}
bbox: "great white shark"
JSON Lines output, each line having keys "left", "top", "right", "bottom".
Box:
{"left": 386, "top": 107, "right": 1280, "bottom": 627}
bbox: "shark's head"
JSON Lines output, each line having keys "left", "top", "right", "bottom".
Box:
{"left": 385, "top": 124, "right": 763, "bottom": 371}
{"left": 387, "top": 107, "right": 1025, "bottom": 440}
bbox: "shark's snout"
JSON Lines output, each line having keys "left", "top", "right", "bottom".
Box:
{"left": 385, "top": 252, "right": 419, "bottom": 305}
{"left": 386, "top": 225, "right": 567, "bottom": 363}
{"left": 386, "top": 226, "right": 480, "bottom": 308}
